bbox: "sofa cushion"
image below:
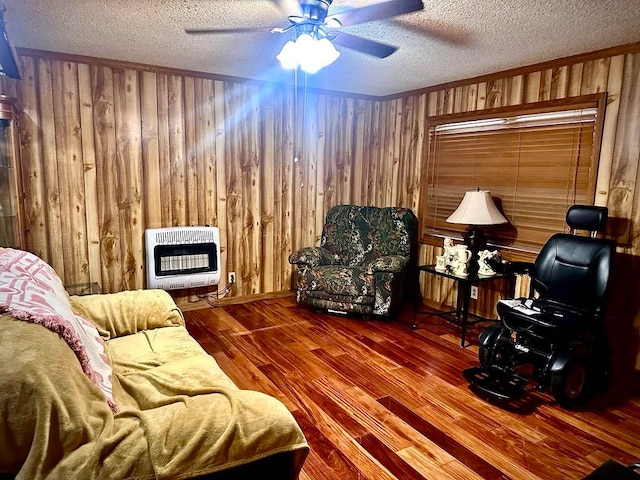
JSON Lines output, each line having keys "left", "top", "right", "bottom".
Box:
{"left": 70, "top": 289, "right": 185, "bottom": 340}
{"left": 106, "top": 325, "right": 308, "bottom": 478}
{"left": 0, "top": 314, "right": 154, "bottom": 479}
{"left": 0, "top": 248, "right": 116, "bottom": 411}
{"left": 1, "top": 255, "right": 308, "bottom": 479}
{"left": 106, "top": 325, "right": 239, "bottom": 408}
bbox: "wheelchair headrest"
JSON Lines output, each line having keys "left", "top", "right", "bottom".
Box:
{"left": 566, "top": 205, "right": 608, "bottom": 234}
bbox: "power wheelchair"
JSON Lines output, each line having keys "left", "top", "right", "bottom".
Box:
{"left": 463, "top": 205, "right": 614, "bottom": 408}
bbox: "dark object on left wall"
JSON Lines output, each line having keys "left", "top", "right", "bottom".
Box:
{"left": 0, "top": 15, "right": 20, "bottom": 79}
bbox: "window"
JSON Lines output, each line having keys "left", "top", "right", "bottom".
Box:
{"left": 420, "top": 96, "right": 605, "bottom": 252}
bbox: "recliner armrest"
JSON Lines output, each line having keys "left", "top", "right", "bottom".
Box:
{"left": 288, "top": 246, "right": 337, "bottom": 268}
{"left": 364, "top": 255, "right": 408, "bottom": 274}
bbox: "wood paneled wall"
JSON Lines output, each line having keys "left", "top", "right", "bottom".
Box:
{"left": 0, "top": 51, "right": 424, "bottom": 299}
{"left": 409, "top": 46, "right": 640, "bottom": 369}
{"left": 1, "top": 47, "right": 638, "bottom": 353}
{"left": 417, "top": 57, "right": 639, "bottom": 241}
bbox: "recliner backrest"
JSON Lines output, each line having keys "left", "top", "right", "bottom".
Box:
{"left": 531, "top": 205, "right": 614, "bottom": 313}
{"left": 320, "top": 205, "right": 417, "bottom": 267}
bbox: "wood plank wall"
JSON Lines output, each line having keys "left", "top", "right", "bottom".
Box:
{"left": 406, "top": 46, "right": 640, "bottom": 368}
{"left": 0, "top": 51, "right": 425, "bottom": 301}
{"left": 1, "top": 47, "right": 638, "bottom": 360}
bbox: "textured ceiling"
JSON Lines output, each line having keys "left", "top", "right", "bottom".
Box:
{"left": 3, "top": 0, "right": 640, "bottom": 97}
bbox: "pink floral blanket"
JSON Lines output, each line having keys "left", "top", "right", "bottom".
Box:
{"left": 0, "top": 248, "right": 117, "bottom": 412}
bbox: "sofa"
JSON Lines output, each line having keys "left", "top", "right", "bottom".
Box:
{"left": 0, "top": 248, "right": 308, "bottom": 479}
{"left": 289, "top": 204, "right": 418, "bottom": 317}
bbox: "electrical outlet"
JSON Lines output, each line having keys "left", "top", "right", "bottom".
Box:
{"left": 228, "top": 271, "right": 235, "bottom": 284}
{"left": 470, "top": 286, "right": 478, "bottom": 299}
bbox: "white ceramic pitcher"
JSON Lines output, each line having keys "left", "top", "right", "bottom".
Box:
{"left": 453, "top": 245, "right": 471, "bottom": 264}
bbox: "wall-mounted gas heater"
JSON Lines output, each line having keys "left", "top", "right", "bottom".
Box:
{"left": 145, "top": 226, "right": 220, "bottom": 290}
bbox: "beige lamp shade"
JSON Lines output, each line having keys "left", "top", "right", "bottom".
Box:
{"left": 446, "top": 190, "right": 508, "bottom": 225}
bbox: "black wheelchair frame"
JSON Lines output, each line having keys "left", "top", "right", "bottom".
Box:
{"left": 463, "top": 205, "right": 614, "bottom": 408}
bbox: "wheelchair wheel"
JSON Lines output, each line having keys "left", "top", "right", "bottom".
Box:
{"left": 550, "top": 359, "right": 591, "bottom": 408}
{"left": 478, "top": 329, "right": 506, "bottom": 367}
{"left": 479, "top": 344, "right": 494, "bottom": 366}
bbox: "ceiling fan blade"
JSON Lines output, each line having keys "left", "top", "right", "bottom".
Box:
{"left": 185, "top": 26, "right": 276, "bottom": 35}
{"left": 272, "top": 0, "right": 303, "bottom": 17}
{"left": 332, "top": 32, "right": 397, "bottom": 58}
{"left": 327, "top": 0, "right": 424, "bottom": 28}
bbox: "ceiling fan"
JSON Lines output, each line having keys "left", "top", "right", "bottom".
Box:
{"left": 185, "top": 0, "right": 425, "bottom": 60}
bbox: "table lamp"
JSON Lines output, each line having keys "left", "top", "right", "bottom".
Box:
{"left": 446, "top": 189, "right": 509, "bottom": 272}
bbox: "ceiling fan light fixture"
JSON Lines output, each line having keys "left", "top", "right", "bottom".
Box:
{"left": 295, "top": 32, "right": 315, "bottom": 50}
{"left": 187, "top": 0, "right": 425, "bottom": 68}
{"left": 300, "top": 37, "right": 339, "bottom": 73}
{"left": 276, "top": 40, "right": 299, "bottom": 70}
{"left": 324, "top": 16, "right": 342, "bottom": 29}
{"left": 317, "top": 37, "right": 340, "bottom": 62}
{"left": 276, "top": 31, "right": 340, "bottom": 73}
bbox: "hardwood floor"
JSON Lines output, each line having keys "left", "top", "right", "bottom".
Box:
{"left": 184, "top": 296, "right": 640, "bottom": 480}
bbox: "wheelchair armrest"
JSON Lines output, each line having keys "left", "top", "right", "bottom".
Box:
{"left": 485, "top": 257, "right": 533, "bottom": 275}
{"left": 531, "top": 298, "right": 593, "bottom": 319}
{"left": 499, "top": 297, "right": 597, "bottom": 330}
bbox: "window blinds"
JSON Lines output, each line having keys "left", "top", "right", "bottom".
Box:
{"left": 422, "top": 106, "right": 599, "bottom": 251}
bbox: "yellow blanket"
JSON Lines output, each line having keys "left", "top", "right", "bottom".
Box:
{"left": 0, "top": 290, "right": 308, "bottom": 479}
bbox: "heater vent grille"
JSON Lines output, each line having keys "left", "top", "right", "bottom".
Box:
{"left": 145, "top": 226, "right": 221, "bottom": 290}
{"left": 154, "top": 229, "right": 218, "bottom": 245}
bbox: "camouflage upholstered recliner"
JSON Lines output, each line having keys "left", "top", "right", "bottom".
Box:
{"left": 289, "top": 205, "right": 417, "bottom": 318}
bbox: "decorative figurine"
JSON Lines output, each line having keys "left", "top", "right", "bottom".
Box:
{"left": 438, "top": 237, "right": 471, "bottom": 276}
{"left": 478, "top": 249, "right": 501, "bottom": 276}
